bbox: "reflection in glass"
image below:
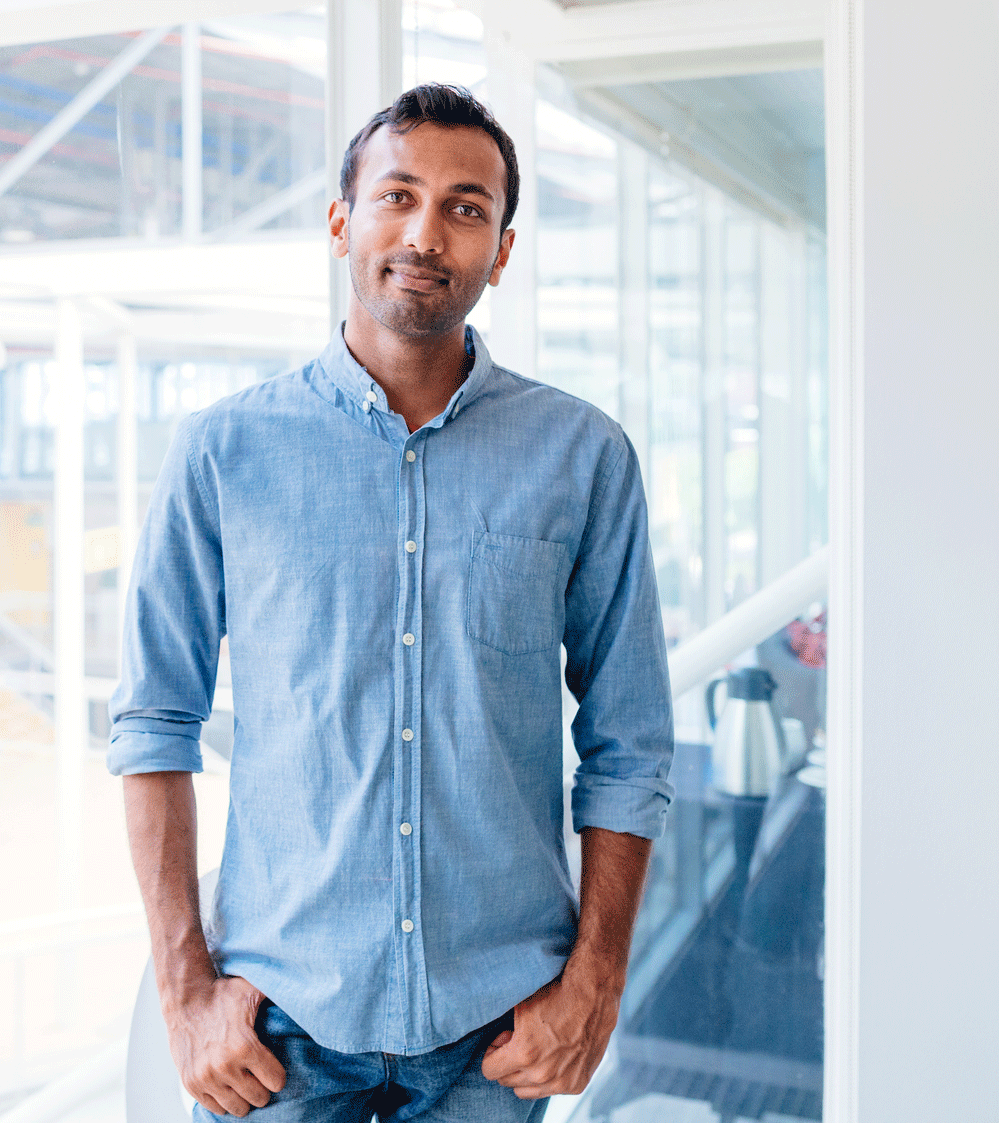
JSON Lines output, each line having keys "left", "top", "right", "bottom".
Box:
{"left": 547, "top": 67, "right": 828, "bottom": 1123}
{"left": 536, "top": 98, "right": 619, "bottom": 419}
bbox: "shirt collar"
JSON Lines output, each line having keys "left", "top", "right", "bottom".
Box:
{"left": 316, "top": 322, "right": 494, "bottom": 429}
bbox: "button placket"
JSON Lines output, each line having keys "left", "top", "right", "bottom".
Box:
{"left": 393, "top": 436, "right": 430, "bottom": 1043}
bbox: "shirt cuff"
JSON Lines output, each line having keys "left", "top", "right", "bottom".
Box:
{"left": 571, "top": 772, "right": 673, "bottom": 840}
{"left": 107, "top": 726, "right": 204, "bottom": 776}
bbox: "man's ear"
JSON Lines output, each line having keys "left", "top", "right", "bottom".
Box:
{"left": 329, "top": 199, "right": 349, "bottom": 259}
{"left": 488, "top": 228, "right": 515, "bottom": 287}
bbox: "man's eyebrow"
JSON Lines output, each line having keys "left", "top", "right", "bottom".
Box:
{"left": 375, "top": 170, "right": 495, "bottom": 204}
{"left": 449, "top": 182, "right": 495, "bottom": 204}
{"left": 376, "top": 170, "right": 424, "bottom": 187}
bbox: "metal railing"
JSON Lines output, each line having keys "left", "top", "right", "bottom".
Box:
{"left": 668, "top": 546, "right": 829, "bottom": 699}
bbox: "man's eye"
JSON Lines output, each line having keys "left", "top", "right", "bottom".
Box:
{"left": 383, "top": 191, "right": 406, "bottom": 203}
{"left": 454, "top": 203, "right": 482, "bottom": 218}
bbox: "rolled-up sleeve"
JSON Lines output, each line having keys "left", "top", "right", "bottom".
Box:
{"left": 563, "top": 431, "right": 674, "bottom": 839}
{"left": 107, "top": 413, "right": 224, "bottom": 776}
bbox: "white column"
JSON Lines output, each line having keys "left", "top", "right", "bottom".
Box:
{"left": 483, "top": 30, "right": 537, "bottom": 379}
{"left": 116, "top": 334, "right": 138, "bottom": 650}
{"left": 702, "top": 185, "right": 726, "bottom": 623}
{"left": 326, "top": 0, "right": 403, "bottom": 330}
{"left": 617, "top": 141, "right": 650, "bottom": 477}
{"left": 54, "top": 298, "right": 85, "bottom": 912}
{"left": 827, "top": 1, "right": 999, "bottom": 1119}
{"left": 182, "top": 22, "right": 202, "bottom": 241}
{"left": 759, "top": 222, "right": 808, "bottom": 584}
{"left": 0, "top": 343, "right": 15, "bottom": 478}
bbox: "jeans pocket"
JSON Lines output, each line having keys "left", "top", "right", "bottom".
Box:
{"left": 466, "top": 532, "right": 566, "bottom": 656}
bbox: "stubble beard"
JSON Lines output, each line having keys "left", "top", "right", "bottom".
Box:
{"left": 349, "top": 247, "right": 497, "bottom": 339}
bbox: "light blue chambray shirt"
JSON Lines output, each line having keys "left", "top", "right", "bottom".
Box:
{"left": 109, "top": 325, "right": 673, "bottom": 1056}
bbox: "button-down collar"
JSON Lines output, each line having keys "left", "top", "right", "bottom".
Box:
{"left": 314, "top": 322, "right": 489, "bottom": 438}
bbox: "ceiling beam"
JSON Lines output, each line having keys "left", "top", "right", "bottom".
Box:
{"left": 0, "top": 26, "right": 169, "bottom": 200}
{"left": 210, "top": 168, "right": 327, "bottom": 240}
{"left": 476, "top": 0, "right": 825, "bottom": 64}
{"left": 558, "top": 39, "right": 823, "bottom": 87}
{"left": 576, "top": 86, "right": 820, "bottom": 232}
{"left": 0, "top": 0, "right": 295, "bottom": 48}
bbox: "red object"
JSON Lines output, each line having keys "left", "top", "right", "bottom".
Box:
{"left": 786, "top": 612, "right": 827, "bottom": 668}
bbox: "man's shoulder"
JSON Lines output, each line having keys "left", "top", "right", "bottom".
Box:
{"left": 486, "top": 362, "right": 627, "bottom": 447}
{"left": 183, "top": 360, "right": 321, "bottom": 443}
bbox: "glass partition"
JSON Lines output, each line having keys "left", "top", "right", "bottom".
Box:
{"left": 0, "top": 17, "right": 326, "bottom": 243}
{"left": 541, "top": 66, "right": 828, "bottom": 1123}
{"left": 1, "top": 8, "right": 829, "bottom": 1116}
{"left": 536, "top": 98, "right": 619, "bottom": 418}
{"left": 0, "top": 8, "right": 327, "bottom": 1097}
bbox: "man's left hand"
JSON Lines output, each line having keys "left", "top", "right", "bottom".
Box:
{"left": 480, "top": 961, "right": 622, "bottom": 1099}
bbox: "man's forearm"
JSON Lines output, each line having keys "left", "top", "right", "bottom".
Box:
{"left": 567, "top": 825, "right": 653, "bottom": 992}
{"left": 123, "top": 771, "right": 217, "bottom": 1010}
{"left": 480, "top": 825, "right": 653, "bottom": 1097}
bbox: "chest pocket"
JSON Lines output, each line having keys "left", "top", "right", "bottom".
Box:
{"left": 467, "top": 532, "right": 567, "bottom": 656}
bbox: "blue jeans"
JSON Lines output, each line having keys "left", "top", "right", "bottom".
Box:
{"left": 192, "top": 1002, "right": 550, "bottom": 1123}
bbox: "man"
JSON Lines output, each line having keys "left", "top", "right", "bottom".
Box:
{"left": 110, "top": 84, "right": 673, "bottom": 1123}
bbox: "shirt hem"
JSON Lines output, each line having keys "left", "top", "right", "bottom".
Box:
{"left": 225, "top": 959, "right": 567, "bottom": 1057}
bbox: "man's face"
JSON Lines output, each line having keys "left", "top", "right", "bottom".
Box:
{"left": 330, "top": 122, "right": 514, "bottom": 339}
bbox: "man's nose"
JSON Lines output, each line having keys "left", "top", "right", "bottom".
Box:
{"left": 404, "top": 206, "right": 444, "bottom": 254}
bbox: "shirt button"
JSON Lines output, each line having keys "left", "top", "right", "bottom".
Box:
{"left": 366, "top": 390, "right": 377, "bottom": 403}
{"left": 406, "top": 450, "right": 416, "bottom": 462}
{"left": 362, "top": 400, "right": 371, "bottom": 412}
{"left": 401, "top": 919, "right": 414, "bottom": 933}
{"left": 402, "top": 633, "right": 415, "bottom": 646}
{"left": 400, "top": 822, "right": 413, "bottom": 836}
{"left": 405, "top": 540, "right": 417, "bottom": 553}
{"left": 402, "top": 728, "right": 414, "bottom": 742}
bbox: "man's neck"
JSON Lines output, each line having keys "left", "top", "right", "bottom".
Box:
{"left": 343, "top": 303, "right": 471, "bottom": 433}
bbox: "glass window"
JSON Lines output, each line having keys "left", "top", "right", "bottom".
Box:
{"left": 543, "top": 66, "right": 828, "bottom": 1123}
{"left": 0, "top": 8, "right": 327, "bottom": 1091}
{"left": 0, "top": 16, "right": 327, "bottom": 242}
{"left": 403, "top": 0, "right": 485, "bottom": 91}
{"left": 536, "top": 96, "right": 619, "bottom": 418}
{"left": 649, "top": 166, "right": 705, "bottom": 643}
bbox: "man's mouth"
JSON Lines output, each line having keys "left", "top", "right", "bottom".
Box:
{"left": 385, "top": 264, "right": 450, "bottom": 292}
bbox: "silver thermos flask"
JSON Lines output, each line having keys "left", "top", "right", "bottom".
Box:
{"left": 705, "top": 667, "right": 787, "bottom": 797}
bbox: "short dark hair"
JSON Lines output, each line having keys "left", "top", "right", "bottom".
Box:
{"left": 340, "top": 83, "right": 520, "bottom": 233}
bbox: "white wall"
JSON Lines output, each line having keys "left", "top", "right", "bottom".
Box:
{"left": 858, "top": 1, "right": 999, "bottom": 1118}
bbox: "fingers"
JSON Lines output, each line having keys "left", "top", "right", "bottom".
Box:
{"left": 187, "top": 1053, "right": 274, "bottom": 1116}
{"left": 481, "top": 1036, "right": 590, "bottom": 1098}
{"left": 483, "top": 1029, "right": 513, "bottom": 1053}
{"left": 199, "top": 1081, "right": 256, "bottom": 1118}
{"left": 169, "top": 976, "right": 289, "bottom": 1116}
{"left": 480, "top": 1038, "right": 526, "bottom": 1081}
{"left": 182, "top": 1026, "right": 286, "bottom": 1115}
{"left": 512, "top": 1086, "right": 553, "bottom": 1101}
{"left": 245, "top": 1036, "right": 287, "bottom": 1094}
{"left": 195, "top": 1092, "right": 228, "bottom": 1116}
{"left": 505, "top": 1067, "right": 591, "bottom": 1099}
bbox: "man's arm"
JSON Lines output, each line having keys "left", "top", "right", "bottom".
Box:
{"left": 123, "top": 771, "right": 285, "bottom": 1118}
{"left": 480, "top": 825, "right": 651, "bottom": 1098}
{"left": 483, "top": 429, "right": 671, "bottom": 1099}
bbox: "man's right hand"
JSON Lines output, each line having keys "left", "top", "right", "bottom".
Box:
{"left": 163, "top": 975, "right": 287, "bottom": 1118}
